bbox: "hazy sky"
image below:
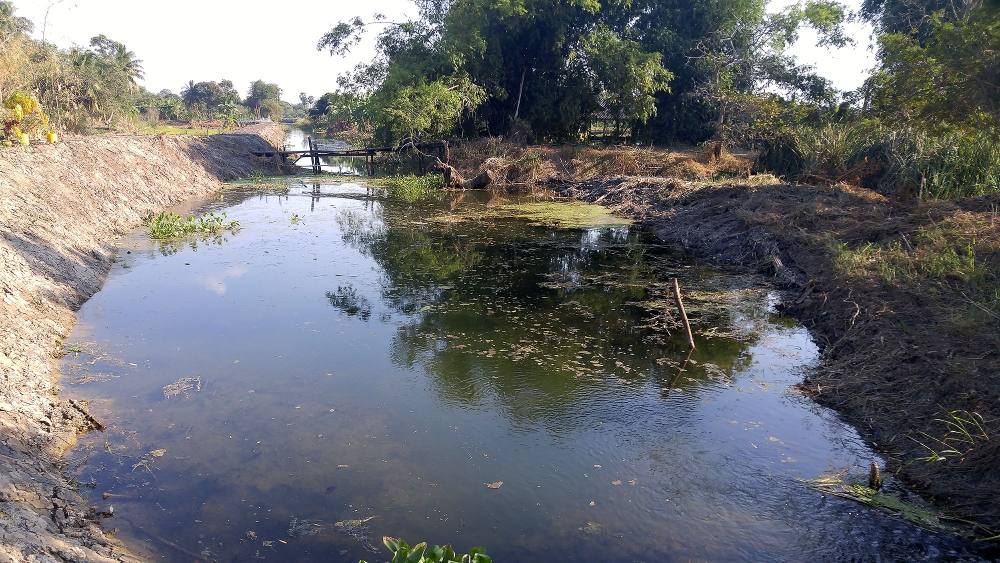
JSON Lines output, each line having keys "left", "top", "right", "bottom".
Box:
{"left": 13, "top": 0, "right": 874, "bottom": 103}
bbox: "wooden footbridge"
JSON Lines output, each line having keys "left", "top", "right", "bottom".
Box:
{"left": 252, "top": 137, "right": 449, "bottom": 175}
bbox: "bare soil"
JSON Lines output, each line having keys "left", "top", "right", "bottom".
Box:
{"left": 0, "top": 123, "right": 284, "bottom": 561}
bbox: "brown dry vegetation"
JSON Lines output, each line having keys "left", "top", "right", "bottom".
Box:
{"left": 449, "top": 138, "right": 754, "bottom": 190}
{"left": 453, "top": 139, "right": 1000, "bottom": 536}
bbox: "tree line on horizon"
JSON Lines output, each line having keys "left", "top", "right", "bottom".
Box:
{"left": 305, "top": 0, "right": 997, "bottom": 198}
{"left": 0, "top": 1, "right": 307, "bottom": 133}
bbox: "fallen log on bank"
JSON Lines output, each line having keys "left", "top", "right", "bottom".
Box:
{"left": 435, "top": 159, "right": 496, "bottom": 190}
{"left": 402, "top": 139, "right": 495, "bottom": 190}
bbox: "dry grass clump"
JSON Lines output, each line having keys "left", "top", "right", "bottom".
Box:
{"left": 449, "top": 138, "right": 755, "bottom": 191}
{"left": 451, "top": 138, "right": 555, "bottom": 191}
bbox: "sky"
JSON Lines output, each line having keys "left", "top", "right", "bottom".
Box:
{"left": 12, "top": 0, "right": 875, "bottom": 103}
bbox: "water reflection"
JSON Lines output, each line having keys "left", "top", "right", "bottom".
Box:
{"left": 64, "top": 181, "right": 986, "bottom": 562}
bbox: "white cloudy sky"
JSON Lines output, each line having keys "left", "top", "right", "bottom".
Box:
{"left": 12, "top": 0, "right": 875, "bottom": 103}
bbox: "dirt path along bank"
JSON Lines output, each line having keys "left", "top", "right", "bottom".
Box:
{"left": 0, "top": 123, "right": 284, "bottom": 562}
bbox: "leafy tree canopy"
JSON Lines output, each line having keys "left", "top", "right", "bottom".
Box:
{"left": 319, "top": 0, "right": 850, "bottom": 144}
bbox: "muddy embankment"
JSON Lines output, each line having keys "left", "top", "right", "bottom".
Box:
{"left": 555, "top": 175, "right": 1000, "bottom": 535}
{"left": 0, "top": 123, "right": 284, "bottom": 562}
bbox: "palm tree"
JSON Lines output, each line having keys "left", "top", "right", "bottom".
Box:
{"left": 113, "top": 43, "right": 144, "bottom": 85}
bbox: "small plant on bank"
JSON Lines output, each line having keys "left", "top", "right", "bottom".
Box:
{"left": 910, "top": 410, "right": 990, "bottom": 464}
{"left": 360, "top": 537, "right": 491, "bottom": 563}
{"left": 145, "top": 211, "right": 240, "bottom": 240}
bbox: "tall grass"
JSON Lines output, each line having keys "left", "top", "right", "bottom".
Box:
{"left": 758, "top": 122, "right": 1000, "bottom": 200}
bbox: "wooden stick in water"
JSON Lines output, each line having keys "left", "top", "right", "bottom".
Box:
{"left": 672, "top": 278, "right": 696, "bottom": 350}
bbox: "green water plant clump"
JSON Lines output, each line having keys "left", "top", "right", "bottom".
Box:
{"left": 373, "top": 174, "right": 446, "bottom": 203}
{"left": 145, "top": 211, "right": 240, "bottom": 240}
{"left": 361, "top": 537, "right": 491, "bottom": 563}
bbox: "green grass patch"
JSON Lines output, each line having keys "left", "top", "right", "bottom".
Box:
{"left": 145, "top": 211, "right": 239, "bottom": 240}
{"left": 372, "top": 174, "right": 446, "bottom": 203}
{"left": 831, "top": 221, "right": 1000, "bottom": 316}
{"left": 832, "top": 239, "right": 983, "bottom": 285}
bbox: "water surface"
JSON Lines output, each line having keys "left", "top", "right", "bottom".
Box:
{"left": 65, "top": 179, "right": 981, "bottom": 561}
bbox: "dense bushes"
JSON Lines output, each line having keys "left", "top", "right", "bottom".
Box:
{"left": 757, "top": 122, "right": 1000, "bottom": 199}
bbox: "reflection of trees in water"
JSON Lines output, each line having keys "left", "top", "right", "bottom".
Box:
{"left": 336, "top": 199, "right": 760, "bottom": 427}
{"left": 336, "top": 206, "right": 482, "bottom": 312}
{"left": 325, "top": 285, "right": 373, "bottom": 320}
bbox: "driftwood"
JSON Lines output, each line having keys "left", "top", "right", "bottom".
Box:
{"left": 401, "top": 139, "right": 494, "bottom": 190}
{"left": 436, "top": 160, "right": 495, "bottom": 190}
{"left": 671, "top": 278, "right": 696, "bottom": 350}
{"left": 68, "top": 399, "right": 105, "bottom": 432}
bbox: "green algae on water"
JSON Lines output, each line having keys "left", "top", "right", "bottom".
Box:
{"left": 429, "top": 200, "right": 630, "bottom": 229}
{"left": 495, "top": 201, "right": 630, "bottom": 228}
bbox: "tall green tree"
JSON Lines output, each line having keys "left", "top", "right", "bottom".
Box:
{"left": 581, "top": 25, "right": 673, "bottom": 138}
{"left": 245, "top": 80, "right": 283, "bottom": 119}
{"left": 181, "top": 79, "right": 242, "bottom": 120}
{"left": 319, "top": 0, "right": 849, "bottom": 144}
{"left": 862, "top": 0, "right": 998, "bottom": 129}
{"left": 0, "top": 0, "right": 31, "bottom": 41}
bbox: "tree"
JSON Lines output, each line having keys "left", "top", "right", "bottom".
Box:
{"left": 319, "top": 0, "right": 850, "bottom": 145}
{"left": 377, "top": 76, "right": 485, "bottom": 142}
{"left": 89, "top": 35, "right": 144, "bottom": 86}
{"left": 0, "top": 0, "right": 31, "bottom": 41}
{"left": 862, "top": 1, "right": 998, "bottom": 130}
{"left": 581, "top": 26, "right": 673, "bottom": 138}
{"left": 861, "top": 0, "right": 982, "bottom": 38}
{"left": 181, "top": 79, "right": 242, "bottom": 120}
{"left": 245, "top": 80, "right": 282, "bottom": 119}
{"left": 309, "top": 91, "right": 366, "bottom": 131}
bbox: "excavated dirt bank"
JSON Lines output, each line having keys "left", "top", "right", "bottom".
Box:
{"left": 0, "top": 123, "right": 284, "bottom": 562}
{"left": 555, "top": 175, "right": 1000, "bottom": 536}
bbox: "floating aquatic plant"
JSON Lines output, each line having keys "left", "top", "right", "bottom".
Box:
{"left": 145, "top": 211, "right": 240, "bottom": 240}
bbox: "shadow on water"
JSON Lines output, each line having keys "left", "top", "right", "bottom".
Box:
{"left": 63, "top": 180, "right": 988, "bottom": 562}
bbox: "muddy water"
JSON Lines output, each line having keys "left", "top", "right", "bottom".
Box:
{"left": 64, "top": 180, "right": 981, "bottom": 561}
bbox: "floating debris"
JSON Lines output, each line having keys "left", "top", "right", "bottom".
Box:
{"left": 287, "top": 517, "right": 325, "bottom": 538}
{"left": 131, "top": 448, "right": 167, "bottom": 473}
{"left": 69, "top": 372, "right": 119, "bottom": 385}
{"left": 162, "top": 377, "right": 202, "bottom": 399}
{"left": 335, "top": 516, "right": 377, "bottom": 550}
{"left": 806, "top": 473, "right": 949, "bottom": 531}
{"left": 485, "top": 481, "right": 503, "bottom": 489}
